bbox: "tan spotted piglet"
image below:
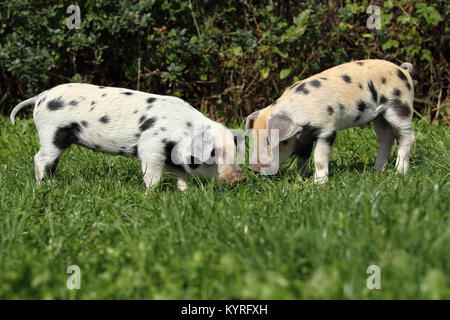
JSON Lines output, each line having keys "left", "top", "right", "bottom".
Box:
{"left": 245, "top": 59, "right": 415, "bottom": 183}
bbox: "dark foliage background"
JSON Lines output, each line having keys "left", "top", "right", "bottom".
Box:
{"left": 0, "top": 0, "right": 448, "bottom": 124}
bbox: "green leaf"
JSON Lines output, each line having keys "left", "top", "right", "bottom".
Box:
{"left": 397, "top": 15, "right": 409, "bottom": 24}
{"left": 273, "top": 47, "right": 288, "bottom": 59}
{"left": 280, "top": 68, "right": 292, "bottom": 80}
{"left": 381, "top": 39, "right": 399, "bottom": 51}
{"left": 232, "top": 46, "right": 243, "bottom": 57}
{"left": 420, "top": 49, "right": 432, "bottom": 63}
{"left": 260, "top": 67, "right": 270, "bottom": 80}
{"left": 294, "top": 10, "right": 311, "bottom": 27}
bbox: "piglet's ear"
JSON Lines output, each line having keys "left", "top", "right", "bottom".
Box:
{"left": 188, "top": 127, "right": 215, "bottom": 162}
{"left": 245, "top": 110, "right": 261, "bottom": 136}
{"left": 267, "top": 114, "right": 302, "bottom": 146}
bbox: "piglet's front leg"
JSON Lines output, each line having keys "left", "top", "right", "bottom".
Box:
{"left": 313, "top": 132, "right": 336, "bottom": 184}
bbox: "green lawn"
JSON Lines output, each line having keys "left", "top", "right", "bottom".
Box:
{"left": 0, "top": 115, "right": 448, "bottom": 299}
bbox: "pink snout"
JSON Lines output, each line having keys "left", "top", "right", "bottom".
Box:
{"left": 218, "top": 165, "right": 246, "bottom": 185}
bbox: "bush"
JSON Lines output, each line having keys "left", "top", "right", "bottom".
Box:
{"left": 0, "top": 0, "right": 448, "bottom": 124}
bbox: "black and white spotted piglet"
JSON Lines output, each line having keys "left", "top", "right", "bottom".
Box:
{"left": 10, "top": 83, "right": 245, "bottom": 190}
{"left": 246, "top": 59, "right": 416, "bottom": 183}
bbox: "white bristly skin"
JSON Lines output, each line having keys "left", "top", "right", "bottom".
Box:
{"left": 246, "top": 59, "right": 416, "bottom": 183}
{"left": 10, "top": 83, "right": 245, "bottom": 190}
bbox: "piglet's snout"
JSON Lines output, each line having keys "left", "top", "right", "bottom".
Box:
{"left": 218, "top": 165, "right": 245, "bottom": 185}
{"left": 248, "top": 164, "right": 260, "bottom": 172}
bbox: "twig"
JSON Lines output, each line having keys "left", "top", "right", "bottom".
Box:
{"left": 137, "top": 57, "right": 141, "bottom": 91}
{"left": 187, "top": 0, "right": 202, "bottom": 39}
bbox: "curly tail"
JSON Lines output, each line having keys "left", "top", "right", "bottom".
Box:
{"left": 400, "top": 62, "right": 414, "bottom": 76}
{"left": 10, "top": 97, "right": 37, "bottom": 125}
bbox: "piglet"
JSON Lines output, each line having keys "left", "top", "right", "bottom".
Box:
{"left": 10, "top": 84, "right": 245, "bottom": 190}
{"left": 245, "top": 59, "right": 415, "bottom": 183}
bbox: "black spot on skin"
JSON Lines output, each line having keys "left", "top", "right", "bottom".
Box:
{"left": 162, "top": 138, "right": 167, "bottom": 143}
{"left": 132, "top": 145, "right": 138, "bottom": 156}
{"left": 135, "top": 133, "right": 141, "bottom": 138}
{"left": 295, "top": 83, "right": 309, "bottom": 95}
{"left": 357, "top": 101, "right": 367, "bottom": 112}
{"left": 381, "top": 77, "right": 386, "bottom": 84}
{"left": 293, "top": 123, "right": 320, "bottom": 159}
{"left": 81, "top": 121, "right": 89, "bottom": 128}
{"left": 339, "top": 103, "right": 345, "bottom": 110}
{"left": 189, "top": 156, "right": 201, "bottom": 169}
{"left": 397, "top": 69, "right": 412, "bottom": 90}
{"left": 68, "top": 100, "right": 78, "bottom": 106}
{"left": 393, "top": 89, "right": 401, "bottom": 97}
{"left": 233, "top": 136, "right": 238, "bottom": 146}
{"left": 186, "top": 121, "right": 192, "bottom": 128}
{"left": 47, "top": 97, "right": 64, "bottom": 111}
{"left": 102, "top": 93, "right": 107, "bottom": 97}
{"left": 140, "top": 117, "right": 157, "bottom": 132}
{"left": 310, "top": 79, "right": 321, "bottom": 88}
{"left": 397, "top": 69, "right": 407, "bottom": 81}
{"left": 356, "top": 62, "right": 364, "bottom": 66}
{"left": 146, "top": 105, "right": 153, "bottom": 110}
{"left": 139, "top": 115, "right": 146, "bottom": 124}
{"left": 121, "top": 92, "right": 134, "bottom": 95}
{"left": 341, "top": 75, "right": 351, "bottom": 83}
{"left": 94, "top": 144, "right": 101, "bottom": 150}
{"left": 164, "top": 141, "right": 185, "bottom": 172}
{"left": 380, "top": 95, "right": 388, "bottom": 104}
{"left": 44, "top": 157, "right": 60, "bottom": 177}
{"left": 296, "top": 142, "right": 313, "bottom": 162}
{"left": 37, "top": 96, "right": 47, "bottom": 107}
{"left": 91, "top": 101, "right": 96, "bottom": 106}
{"left": 38, "top": 96, "right": 46, "bottom": 106}
{"left": 298, "top": 123, "right": 320, "bottom": 145}
{"left": 354, "top": 115, "right": 361, "bottom": 122}
{"left": 147, "top": 97, "right": 156, "bottom": 104}
{"left": 134, "top": 110, "right": 138, "bottom": 114}
{"left": 358, "top": 83, "right": 363, "bottom": 89}
{"left": 368, "top": 80, "right": 378, "bottom": 103}
{"left": 99, "top": 115, "right": 110, "bottom": 124}
{"left": 325, "top": 131, "right": 337, "bottom": 146}
{"left": 160, "top": 127, "right": 166, "bottom": 132}
{"left": 53, "top": 123, "right": 81, "bottom": 150}
{"left": 391, "top": 99, "right": 411, "bottom": 118}
{"left": 90, "top": 106, "right": 95, "bottom": 112}
{"left": 327, "top": 106, "right": 334, "bottom": 115}
{"left": 320, "top": 77, "right": 328, "bottom": 80}
{"left": 98, "top": 86, "right": 105, "bottom": 89}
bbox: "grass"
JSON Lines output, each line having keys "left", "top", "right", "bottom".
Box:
{"left": 0, "top": 115, "right": 448, "bottom": 299}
